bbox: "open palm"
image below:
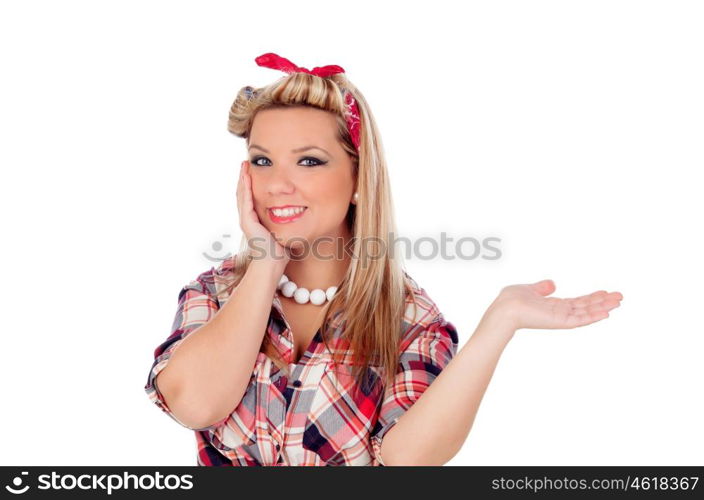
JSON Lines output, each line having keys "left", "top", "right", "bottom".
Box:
{"left": 494, "top": 279, "right": 623, "bottom": 331}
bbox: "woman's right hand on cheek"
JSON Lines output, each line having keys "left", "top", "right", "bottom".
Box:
{"left": 237, "top": 160, "right": 290, "bottom": 266}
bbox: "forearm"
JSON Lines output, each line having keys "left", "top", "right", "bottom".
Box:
{"left": 381, "top": 308, "right": 515, "bottom": 466}
{"left": 157, "top": 257, "right": 286, "bottom": 429}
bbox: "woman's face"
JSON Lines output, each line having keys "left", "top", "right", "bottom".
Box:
{"left": 247, "top": 106, "right": 357, "bottom": 249}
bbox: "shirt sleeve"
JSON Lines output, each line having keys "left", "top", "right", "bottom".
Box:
{"left": 370, "top": 314, "right": 459, "bottom": 465}
{"left": 144, "top": 268, "right": 229, "bottom": 432}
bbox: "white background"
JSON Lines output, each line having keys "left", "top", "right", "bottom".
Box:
{"left": 1, "top": 0, "right": 702, "bottom": 466}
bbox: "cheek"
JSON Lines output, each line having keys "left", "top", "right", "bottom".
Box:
{"left": 314, "top": 175, "right": 351, "bottom": 202}
{"left": 249, "top": 180, "right": 264, "bottom": 207}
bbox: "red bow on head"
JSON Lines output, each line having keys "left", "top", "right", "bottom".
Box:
{"left": 254, "top": 52, "right": 360, "bottom": 151}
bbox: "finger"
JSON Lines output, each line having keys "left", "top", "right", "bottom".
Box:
{"left": 570, "top": 290, "right": 610, "bottom": 308}
{"left": 565, "top": 309, "right": 610, "bottom": 328}
{"left": 572, "top": 292, "right": 623, "bottom": 312}
{"left": 238, "top": 163, "right": 247, "bottom": 200}
{"left": 531, "top": 279, "right": 556, "bottom": 296}
{"left": 572, "top": 301, "right": 620, "bottom": 318}
{"left": 244, "top": 168, "right": 253, "bottom": 212}
{"left": 237, "top": 163, "right": 247, "bottom": 226}
{"left": 236, "top": 165, "right": 244, "bottom": 207}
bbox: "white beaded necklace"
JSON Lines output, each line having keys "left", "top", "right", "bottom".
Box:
{"left": 277, "top": 274, "right": 338, "bottom": 305}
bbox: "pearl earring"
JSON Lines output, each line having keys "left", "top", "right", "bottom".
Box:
{"left": 353, "top": 192, "right": 359, "bottom": 203}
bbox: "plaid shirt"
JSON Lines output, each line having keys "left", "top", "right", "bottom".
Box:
{"left": 145, "top": 256, "right": 458, "bottom": 466}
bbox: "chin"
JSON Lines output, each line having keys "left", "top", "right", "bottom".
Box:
{"left": 270, "top": 228, "right": 310, "bottom": 246}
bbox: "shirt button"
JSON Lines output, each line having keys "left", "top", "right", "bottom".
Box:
{"left": 292, "top": 380, "right": 302, "bottom": 387}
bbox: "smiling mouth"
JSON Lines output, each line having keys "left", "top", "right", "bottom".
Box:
{"left": 268, "top": 207, "right": 307, "bottom": 223}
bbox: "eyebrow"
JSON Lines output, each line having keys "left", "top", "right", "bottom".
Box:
{"left": 248, "top": 144, "right": 331, "bottom": 156}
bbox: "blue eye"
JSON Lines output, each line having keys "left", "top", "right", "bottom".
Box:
{"left": 300, "top": 157, "right": 325, "bottom": 167}
{"left": 250, "top": 156, "right": 269, "bottom": 167}
{"left": 249, "top": 156, "right": 327, "bottom": 167}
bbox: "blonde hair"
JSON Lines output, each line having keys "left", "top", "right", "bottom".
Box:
{"left": 222, "top": 71, "right": 419, "bottom": 396}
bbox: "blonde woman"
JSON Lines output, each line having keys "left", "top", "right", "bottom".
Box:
{"left": 144, "top": 52, "right": 623, "bottom": 466}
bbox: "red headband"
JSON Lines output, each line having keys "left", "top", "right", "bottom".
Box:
{"left": 253, "top": 52, "right": 361, "bottom": 152}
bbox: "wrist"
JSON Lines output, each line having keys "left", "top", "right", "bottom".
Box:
{"left": 249, "top": 254, "right": 289, "bottom": 277}
{"left": 477, "top": 302, "right": 517, "bottom": 343}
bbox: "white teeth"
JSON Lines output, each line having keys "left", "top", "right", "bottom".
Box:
{"left": 271, "top": 207, "right": 305, "bottom": 217}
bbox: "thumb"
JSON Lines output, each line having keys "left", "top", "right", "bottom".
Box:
{"left": 532, "top": 279, "right": 556, "bottom": 296}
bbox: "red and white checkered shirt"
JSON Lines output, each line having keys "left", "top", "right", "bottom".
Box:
{"left": 145, "top": 255, "right": 458, "bottom": 466}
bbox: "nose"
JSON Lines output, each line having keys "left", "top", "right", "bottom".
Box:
{"left": 264, "top": 166, "right": 296, "bottom": 196}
